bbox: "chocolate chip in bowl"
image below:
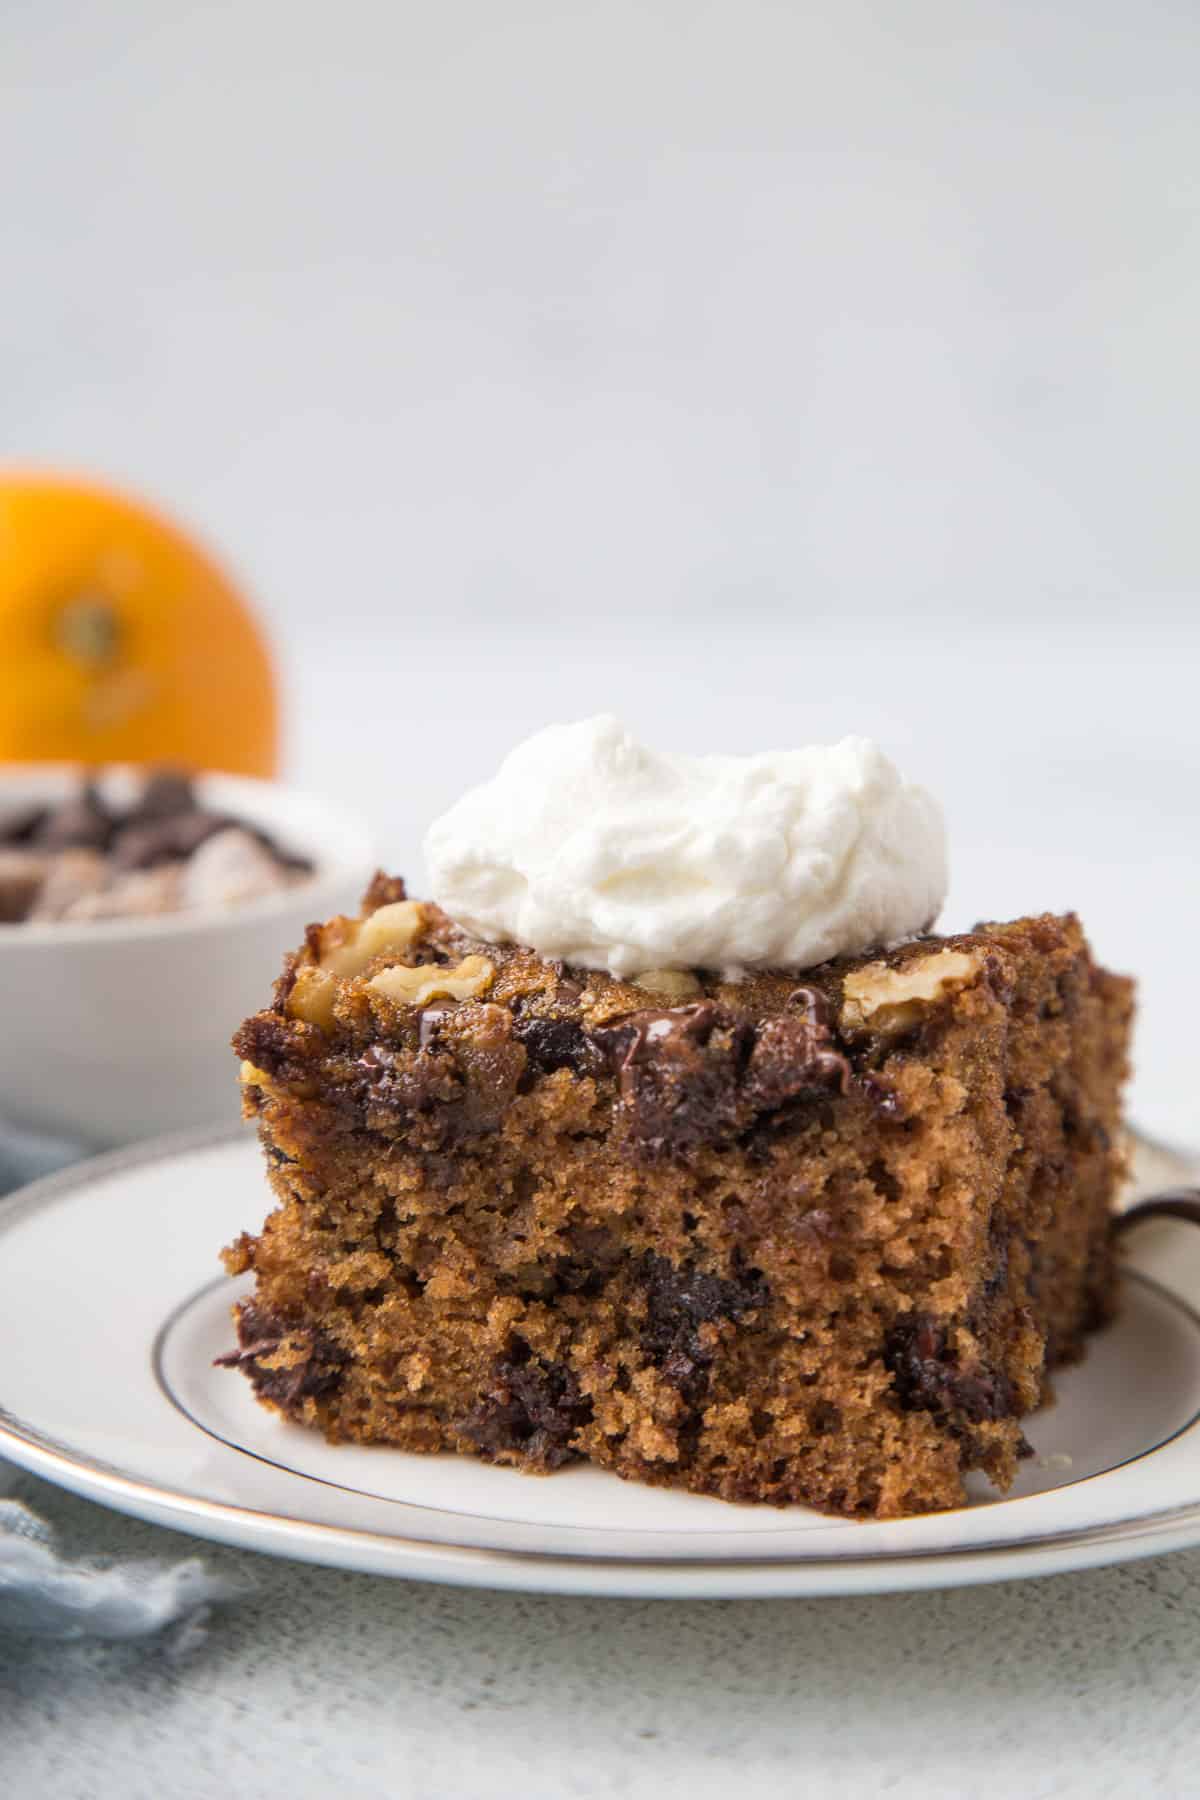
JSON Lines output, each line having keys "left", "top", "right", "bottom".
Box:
{"left": 1, "top": 768, "right": 314, "bottom": 924}
{"left": 0, "top": 765, "right": 373, "bottom": 1146}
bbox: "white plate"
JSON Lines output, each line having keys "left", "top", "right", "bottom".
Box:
{"left": 1, "top": 1128, "right": 1198, "bottom": 1598}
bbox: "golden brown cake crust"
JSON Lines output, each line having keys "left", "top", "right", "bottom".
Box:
{"left": 221, "top": 880, "right": 1134, "bottom": 1519}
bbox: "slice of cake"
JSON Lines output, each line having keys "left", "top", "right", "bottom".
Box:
{"left": 223, "top": 910, "right": 1132, "bottom": 1517}
{"left": 220, "top": 719, "right": 1134, "bottom": 1518}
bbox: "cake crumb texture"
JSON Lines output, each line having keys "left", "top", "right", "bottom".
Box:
{"left": 222, "top": 882, "right": 1133, "bottom": 1519}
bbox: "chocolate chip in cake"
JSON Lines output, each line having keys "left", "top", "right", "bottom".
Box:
{"left": 461, "top": 1349, "right": 592, "bottom": 1468}
{"left": 884, "top": 1314, "right": 954, "bottom": 1413}
{"left": 349, "top": 1039, "right": 464, "bottom": 1139}
{"left": 514, "top": 1015, "right": 606, "bottom": 1078}
{"left": 640, "top": 1253, "right": 768, "bottom": 1404}
{"left": 743, "top": 988, "right": 851, "bottom": 1112}
{"left": 882, "top": 1312, "right": 1016, "bottom": 1424}
{"left": 418, "top": 1006, "right": 456, "bottom": 1052}
{"left": 597, "top": 994, "right": 857, "bottom": 1158}
{"left": 858, "top": 1073, "right": 908, "bottom": 1119}
{"left": 599, "top": 1003, "right": 747, "bottom": 1158}
{"left": 214, "top": 1300, "right": 347, "bottom": 1409}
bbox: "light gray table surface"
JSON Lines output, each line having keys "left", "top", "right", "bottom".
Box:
{"left": 4, "top": 1463, "right": 1200, "bottom": 1800}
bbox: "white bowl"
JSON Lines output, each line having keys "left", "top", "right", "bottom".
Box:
{"left": 0, "top": 768, "right": 375, "bottom": 1147}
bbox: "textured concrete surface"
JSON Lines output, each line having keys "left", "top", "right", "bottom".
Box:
{"left": 3, "top": 1468, "right": 1200, "bottom": 1799}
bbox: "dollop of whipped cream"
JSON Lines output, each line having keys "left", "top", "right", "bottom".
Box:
{"left": 424, "top": 716, "right": 947, "bottom": 979}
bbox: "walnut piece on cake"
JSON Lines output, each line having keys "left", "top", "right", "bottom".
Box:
{"left": 220, "top": 877, "right": 1133, "bottom": 1519}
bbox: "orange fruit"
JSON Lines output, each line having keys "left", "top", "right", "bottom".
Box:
{"left": 0, "top": 472, "right": 279, "bottom": 777}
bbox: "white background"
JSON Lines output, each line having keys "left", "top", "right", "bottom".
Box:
{"left": 4, "top": 0, "right": 1200, "bottom": 632}
{"left": 3, "top": 6, "right": 1200, "bottom": 1791}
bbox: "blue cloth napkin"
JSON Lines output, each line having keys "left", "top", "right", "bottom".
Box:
{"left": 0, "top": 1122, "right": 241, "bottom": 1647}
{"left": 0, "top": 1117, "right": 81, "bottom": 1198}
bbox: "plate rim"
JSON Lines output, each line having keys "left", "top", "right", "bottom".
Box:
{"left": 4, "top": 1122, "right": 1200, "bottom": 1599}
